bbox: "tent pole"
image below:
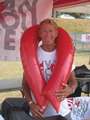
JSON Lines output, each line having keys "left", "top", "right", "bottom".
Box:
{"left": 53, "top": 9, "right": 56, "bottom": 21}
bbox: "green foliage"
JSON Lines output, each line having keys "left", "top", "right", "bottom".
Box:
{"left": 56, "top": 11, "right": 59, "bottom": 17}
{"left": 52, "top": 9, "right": 59, "bottom": 17}
{"left": 54, "top": 11, "right": 88, "bottom": 19}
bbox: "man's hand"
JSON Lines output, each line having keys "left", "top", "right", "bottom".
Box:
{"left": 55, "top": 83, "right": 73, "bottom": 102}
{"left": 30, "top": 102, "right": 44, "bottom": 118}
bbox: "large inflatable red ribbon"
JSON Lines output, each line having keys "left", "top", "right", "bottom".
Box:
{"left": 41, "top": 27, "right": 75, "bottom": 113}
{"left": 20, "top": 25, "right": 75, "bottom": 114}
{"left": 20, "top": 25, "right": 48, "bottom": 114}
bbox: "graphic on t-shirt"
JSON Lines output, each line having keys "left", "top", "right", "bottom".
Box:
{"left": 39, "top": 61, "right": 44, "bottom": 72}
{"left": 67, "top": 97, "right": 89, "bottom": 119}
{"left": 39, "top": 60, "right": 55, "bottom": 82}
{"left": 73, "top": 98, "right": 89, "bottom": 118}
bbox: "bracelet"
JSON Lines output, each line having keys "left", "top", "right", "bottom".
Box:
{"left": 71, "top": 86, "right": 75, "bottom": 93}
{"left": 28, "top": 101, "right": 33, "bottom": 106}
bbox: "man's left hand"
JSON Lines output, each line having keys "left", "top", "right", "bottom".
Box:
{"left": 55, "top": 83, "right": 73, "bottom": 102}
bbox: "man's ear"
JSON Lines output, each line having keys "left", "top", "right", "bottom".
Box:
{"left": 56, "top": 30, "right": 58, "bottom": 37}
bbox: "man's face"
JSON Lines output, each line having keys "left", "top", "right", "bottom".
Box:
{"left": 39, "top": 22, "right": 58, "bottom": 47}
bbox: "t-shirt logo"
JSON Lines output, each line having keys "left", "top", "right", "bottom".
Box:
{"left": 39, "top": 60, "right": 55, "bottom": 82}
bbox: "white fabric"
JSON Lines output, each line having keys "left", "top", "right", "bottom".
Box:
{"left": 67, "top": 96, "right": 90, "bottom": 120}
{"left": 30, "top": 46, "right": 75, "bottom": 117}
{"left": 37, "top": 47, "right": 56, "bottom": 83}
{"left": 0, "top": 115, "right": 4, "bottom": 120}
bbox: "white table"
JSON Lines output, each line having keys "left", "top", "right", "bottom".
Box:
{"left": 0, "top": 78, "right": 24, "bottom": 97}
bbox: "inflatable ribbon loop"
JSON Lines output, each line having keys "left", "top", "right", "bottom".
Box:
{"left": 20, "top": 25, "right": 75, "bottom": 114}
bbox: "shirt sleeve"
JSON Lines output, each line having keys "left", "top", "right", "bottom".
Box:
{"left": 71, "top": 63, "right": 75, "bottom": 72}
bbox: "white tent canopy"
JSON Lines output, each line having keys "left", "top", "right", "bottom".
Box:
{"left": 53, "top": 1, "right": 90, "bottom": 13}
{"left": 53, "top": 2, "right": 90, "bottom": 20}
{"left": 55, "top": 5, "right": 90, "bottom": 14}
{"left": 55, "top": 4, "right": 90, "bottom": 14}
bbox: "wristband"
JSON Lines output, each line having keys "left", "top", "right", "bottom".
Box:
{"left": 71, "top": 86, "right": 75, "bottom": 93}
{"left": 28, "top": 101, "right": 33, "bottom": 106}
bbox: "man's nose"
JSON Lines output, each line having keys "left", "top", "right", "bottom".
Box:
{"left": 46, "top": 31, "right": 50, "bottom": 36}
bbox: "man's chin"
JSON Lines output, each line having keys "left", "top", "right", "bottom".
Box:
{"left": 45, "top": 40, "right": 52, "bottom": 44}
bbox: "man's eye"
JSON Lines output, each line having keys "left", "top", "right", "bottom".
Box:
{"left": 50, "top": 30, "right": 53, "bottom": 32}
{"left": 42, "top": 30, "right": 46, "bottom": 33}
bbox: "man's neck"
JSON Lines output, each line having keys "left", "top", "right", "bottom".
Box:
{"left": 41, "top": 45, "right": 56, "bottom": 52}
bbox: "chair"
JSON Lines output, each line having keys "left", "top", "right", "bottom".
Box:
{"left": 74, "top": 65, "right": 90, "bottom": 96}
{"left": 1, "top": 98, "right": 67, "bottom": 120}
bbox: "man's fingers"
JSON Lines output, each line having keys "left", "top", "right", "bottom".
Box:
{"left": 35, "top": 106, "right": 44, "bottom": 117}
{"left": 33, "top": 111, "right": 43, "bottom": 118}
{"left": 32, "top": 110, "right": 43, "bottom": 118}
{"left": 31, "top": 104, "right": 44, "bottom": 118}
{"left": 62, "top": 83, "right": 68, "bottom": 87}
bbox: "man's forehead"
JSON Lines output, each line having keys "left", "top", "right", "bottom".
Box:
{"left": 40, "top": 23, "right": 55, "bottom": 29}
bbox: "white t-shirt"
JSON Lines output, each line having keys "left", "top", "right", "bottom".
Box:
{"left": 30, "top": 46, "right": 75, "bottom": 117}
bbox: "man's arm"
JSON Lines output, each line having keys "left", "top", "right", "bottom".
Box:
{"left": 22, "top": 72, "right": 43, "bottom": 118}
{"left": 68, "top": 70, "right": 77, "bottom": 93}
{"left": 22, "top": 73, "right": 32, "bottom": 103}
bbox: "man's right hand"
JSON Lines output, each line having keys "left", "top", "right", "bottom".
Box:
{"left": 30, "top": 102, "right": 44, "bottom": 118}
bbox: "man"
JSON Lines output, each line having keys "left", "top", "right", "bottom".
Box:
{"left": 22, "top": 18, "right": 77, "bottom": 120}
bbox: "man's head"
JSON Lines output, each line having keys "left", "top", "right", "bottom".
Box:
{"left": 39, "top": 19, "right": 58, "bottom": 31}
{"left": 38, "top": 19, "right": 58, "bottom": 48}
